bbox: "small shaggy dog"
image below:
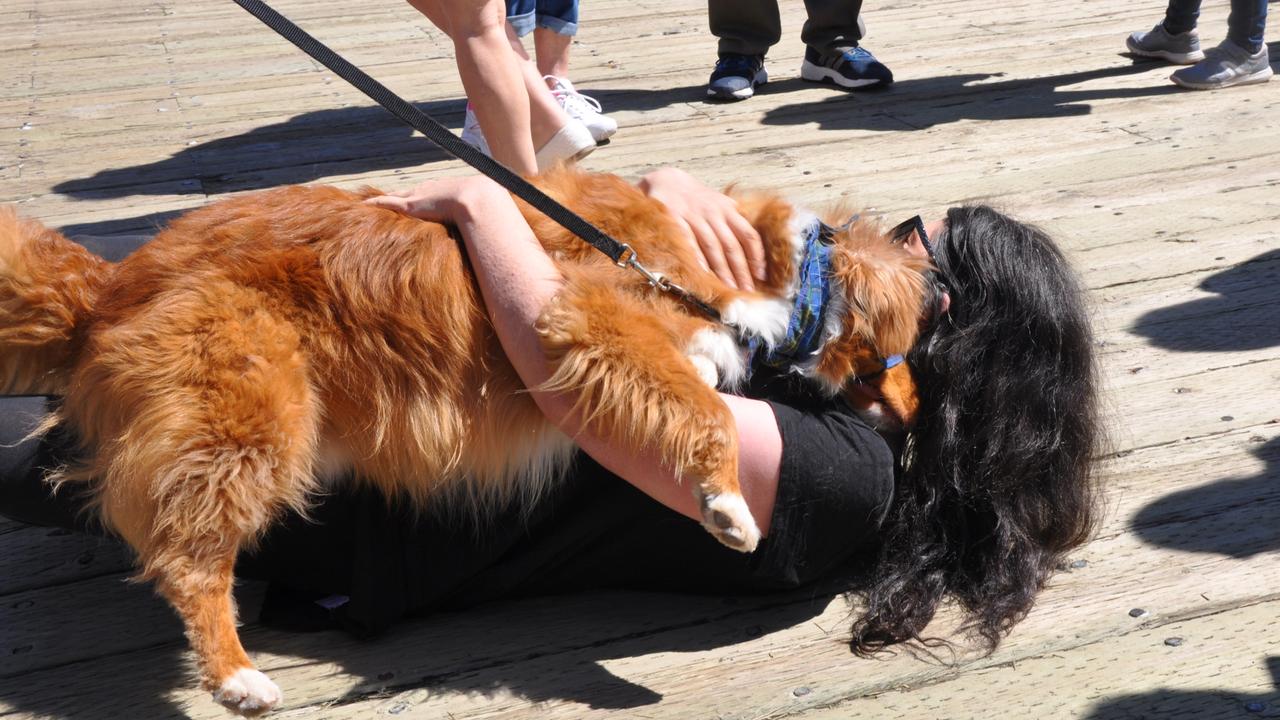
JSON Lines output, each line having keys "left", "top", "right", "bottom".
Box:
{"left": 0, "top": 168, "right": 932, "bottom": 715}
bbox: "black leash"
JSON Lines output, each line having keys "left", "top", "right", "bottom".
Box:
{"left": 229, "top": 0, "right": 721, "bottom": 322}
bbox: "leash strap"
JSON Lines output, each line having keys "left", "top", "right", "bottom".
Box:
{"left": 230, "top": 0, "right": 720, "bottom": 321}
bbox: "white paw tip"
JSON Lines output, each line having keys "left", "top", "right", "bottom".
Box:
{"left": 688, "top": 354, "right": 720, "bottom": 387}
{"left": 214, "top": 668, "right": 283, "bottom": 716}
{"left": 701, "top": 492, "right": 761, "bottom": 553}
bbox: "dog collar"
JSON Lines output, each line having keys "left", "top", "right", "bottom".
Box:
{"left": 748, "top": 217, "right": 835, "bottom": 372}
{"left": 854, "top": 353, "right": 904, "bottom": 382}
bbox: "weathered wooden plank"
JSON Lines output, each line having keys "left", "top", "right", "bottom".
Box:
{"left": 1106, "top": 358, "right": 1280, "bottom": 454}
{"left": 0, "top": 526, "right": 132, "bottom": 596}
{"left": 0, "top": 573, "right": 266, "bottom": 680}
{"left": 5, "top": 0, "right": 1269, "bottom": 192}
{"left": 2, "top": 0, "right": 1279, "bottom": 719}
{"left": 796, "top": 599, "right": 1280, "bottom": 719}
{"left": 0, "top": 572, "right": 181, "bottom": 677}
{"left": 1097, "top": 423, "right": 1280, "bottom": 538}
{"left": 7, "top": 127, "right": 1275, "bottom": 280}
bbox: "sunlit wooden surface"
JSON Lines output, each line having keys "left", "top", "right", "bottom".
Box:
{"left": 2, "top": 0, "right": 1278, "bottom": 717}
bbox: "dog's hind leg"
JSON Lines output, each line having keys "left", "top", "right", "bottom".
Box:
{"left": 81, "top": 295, "right": 319, "bottom": 717}
{"left": 536, "top": 273, "right": 760, "bottom": 552}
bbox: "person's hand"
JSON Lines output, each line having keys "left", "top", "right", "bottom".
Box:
{"left": 637, "top": 167, "right": 765, "bottom": 291}
{"left": 365, "top": 175, "right": 502, "bottom": 223}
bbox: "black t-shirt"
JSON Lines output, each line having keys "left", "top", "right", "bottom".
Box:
{"left": 241, "top": 367, "right": 895, "bottom": 637}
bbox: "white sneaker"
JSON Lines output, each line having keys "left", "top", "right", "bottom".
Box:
{"left": 460, "top": 103, "right": 490, "bottom": 155}
{"left": 545, "top": 76, "right": 617, "bottom": 143}
{"left": 534, "top": 120, "right": 596, "bottom": 171}
{"left": 463, "top": 102, "right": 594, "bottom": 171}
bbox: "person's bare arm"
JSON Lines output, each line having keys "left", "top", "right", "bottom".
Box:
{"left": 367, "top": 177, "right": 782, "bottom": 534}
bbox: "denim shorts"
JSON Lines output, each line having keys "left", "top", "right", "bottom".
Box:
{"left": 506, "top": 0, "right": 578, "bottom": 37}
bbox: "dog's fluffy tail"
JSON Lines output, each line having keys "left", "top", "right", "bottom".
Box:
{"left": 0, "top": 206, "right": 111, "bottom": 395}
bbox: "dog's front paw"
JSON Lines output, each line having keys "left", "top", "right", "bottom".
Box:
{"left": 214, "top": 668, "right": 283, "bottom": 717}
{"left": 699, "top": 491, "right": 761, "bottom": 552}
{"left": 687, "top": 354, "right": 720, "bottom": 387}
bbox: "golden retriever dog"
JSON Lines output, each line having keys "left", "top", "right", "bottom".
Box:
{"left": 0, "top": 167, "right": 931, "bottom": 715}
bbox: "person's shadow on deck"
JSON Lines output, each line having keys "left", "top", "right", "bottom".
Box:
{"left": 1127, "top": 250, "right": 1280, "bottom": 556}
{"left": 1082, "top": 655, "right": 1279, "bottom": 719}
{"left": 1131, "top": 434, "right": 1280, "bottom": 557}
{"left": 759, "top": 61, "right": 1184, "bottom": 132}
{"left": 53, "top": 59, "right": 1192, "bottom": 237}
{"left": 50, "top": 101, "right": 463, "bottom": 237}
{"left": 1132, "top": 249, "right": 1280, "bottom": 353}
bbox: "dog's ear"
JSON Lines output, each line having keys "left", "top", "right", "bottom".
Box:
{"left": 830, "top": 238, "right": 933, "bottom": 358}
{"left": 807, "top": 231, "right": 931, "bottom": 397}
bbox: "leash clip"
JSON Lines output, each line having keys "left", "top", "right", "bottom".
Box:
{"left": 616, "top": 244, "right": 670, "bottom": 289}
{"left": 616, "top": 243, "right": 722, "bottom": 322}
{"left": 614, "top": 243, "right": 637, "bottom": 268}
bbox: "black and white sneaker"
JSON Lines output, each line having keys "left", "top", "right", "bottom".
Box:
{"left": 708, "top": 53, "right": 768, "bottom": 101}
{"left": 800, "top": 46, "right": 893, "bottom": 89}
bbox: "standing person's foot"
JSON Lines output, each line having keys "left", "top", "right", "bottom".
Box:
{"left": 799, "top": 46, "right": 893, "bottom": 89}
{"left": 460, "top": 103, "right": 491, "bottom": 155}
{"left": 1126, "top": 23, "right": 1205, "bottom": 63}
{"left": 545, "top": 76, "right": 618, "bottom": 143}
{"left": 461, "top": 103, "right": 595, "bottom": 171}
{"left": 707, "top": 53, "right": 767, "bottom": 101}
{"left": 1171, "top": 40, "right": 1273, "bottom": 89}
{"left": 534, "top": 119, "right": 596, "bottom": 171}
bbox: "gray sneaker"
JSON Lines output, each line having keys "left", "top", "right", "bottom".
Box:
{"left": 1171, "top": 40, "right": 1273, "bottom": 89}
{"left": 1126, "top": 23, "right": 1204, "bottom": 64}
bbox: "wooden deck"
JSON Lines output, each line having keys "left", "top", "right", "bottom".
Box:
{"left": 2, "top": 0, "right": 1279, "bottom": 717}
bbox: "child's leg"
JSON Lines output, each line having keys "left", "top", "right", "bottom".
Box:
{"left": 503, "top": 21, "right": 582, "bottom": 157}
{"left": 532, "top": 0, "right": 578, "bottom": 78}
{"left": 409, "top": 0, "right": 539, "bottom": 174}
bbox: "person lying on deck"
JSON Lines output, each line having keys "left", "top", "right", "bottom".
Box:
{"left": 0, "top": 168, "right": 1100, "bottom": 652}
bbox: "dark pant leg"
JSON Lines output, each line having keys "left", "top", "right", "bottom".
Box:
{"left": 1162, "top": 0, "right": 1203, "bottom": 35}
{"left": 0, "top": 396, "right": 94, "bottom": 531}
{"left": 0, "top": 235, "right": 147, "bottom": 531}
{"left": 800, "top": 0, "right": 865, "bottom": 53}
{"left": 708, "top": 0, "right": 781, "bottom": 56}
{"left": 1226, "top": 0, "right": 1267, "bottom": 52}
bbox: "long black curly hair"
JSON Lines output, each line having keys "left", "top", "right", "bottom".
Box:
{"left": 851, "top": 205, "right": 1100, "bottom": 654}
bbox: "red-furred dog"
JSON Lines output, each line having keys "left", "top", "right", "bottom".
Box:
{"left": 0, "top": 168, "right": 931, "bottom": 715}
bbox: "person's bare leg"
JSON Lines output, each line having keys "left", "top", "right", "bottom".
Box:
{"left": 409, "top": 0, "right": 538, "bottom": 174}
{"left": 533, "top": 27, "right": 572, "bottom": 79}
{"left": 505, "top": 24, "right": 576, "bottom": 153}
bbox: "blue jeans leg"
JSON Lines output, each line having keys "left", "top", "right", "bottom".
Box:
{"left": 1162, "top": 0, "right": 1201, "bottom": 35}
{"left": 1226, "top": 0, "right": 1267, "bottom": 52}
{"left": 507, "top": 0, "right": 578, "bottom": 37}
{"left": 506, "top": 0, "right": 536, "bottom": 36}
{"left": 535, "top": 0, "right": 578, "bottom": 36}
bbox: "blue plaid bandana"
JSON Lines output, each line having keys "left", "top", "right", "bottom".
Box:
{"left": 747, "top": 217, "right": 834, "bottom": 372}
